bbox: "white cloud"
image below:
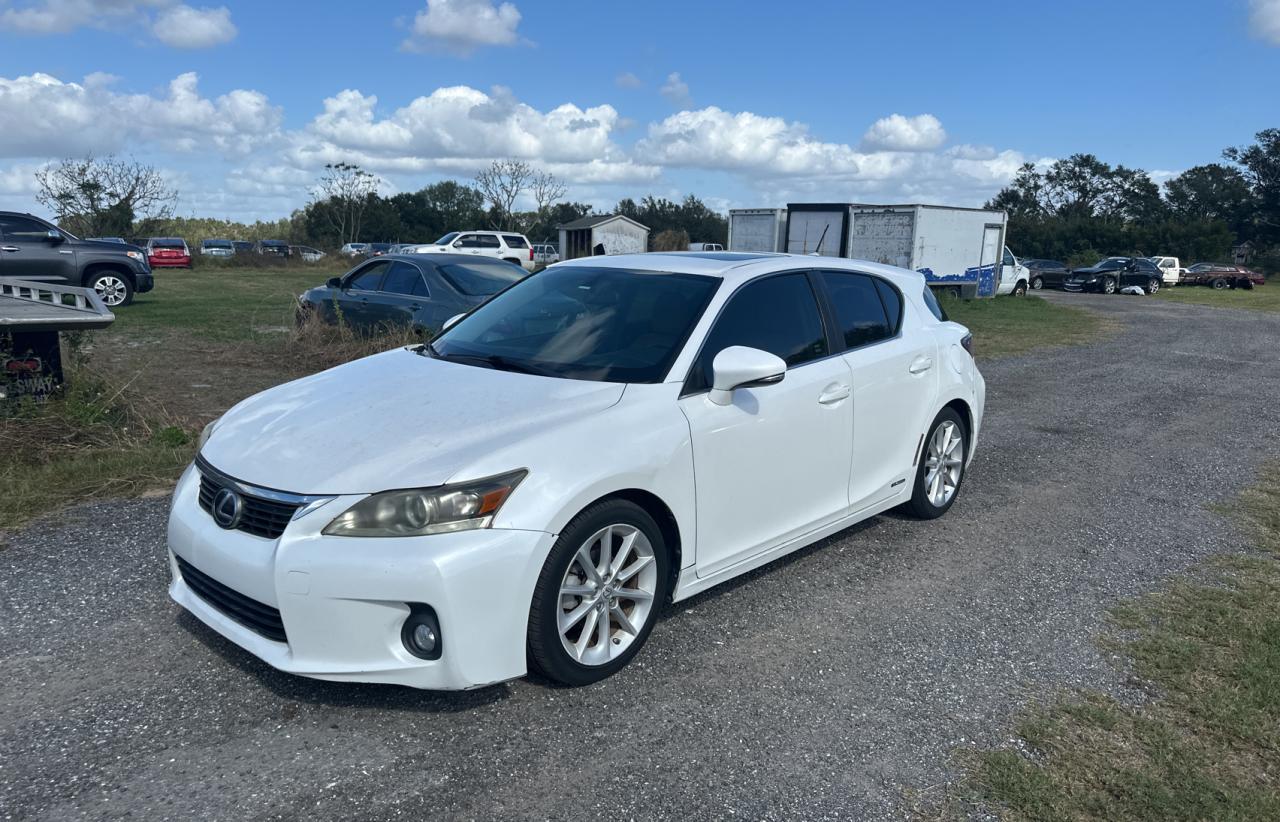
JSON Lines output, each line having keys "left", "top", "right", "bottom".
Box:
{"left": 1251, "top": 0, "right": 1280, "bottom": 44}
{"left": 0, "top": 0, "right": 236, "bottom": 47}
{"left": 151, "top": 4, "right": 236, "bottom": 48}
{"left": 861, "top": 113, "right": 946, "bottom": 151}
{"left": 659, "top": 72, "right": 692, "bottom": 108}
{"left": 291, "top": 84, "right": 657, "bottom": 184}
{"left": 403, "top": 0, "right": 522, "bottom": 54}
{"left": 615, "top": 72, "right": 642, "bottom": 89}
{"left": 0, "top": 72, "right": 281, "bottom": 159}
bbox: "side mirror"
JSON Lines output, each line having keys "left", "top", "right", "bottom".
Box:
{"left": 452, "top": 240, "right": 464, "bottom": 248}
{"left": 442, "top": 313, "right": 466, "bottom": 332}
{"left": 326, "top": 277, "right": 342, "bottom": 289}
{"left": 709, "top": 346, "right": 785, "bottom": 406}
{"left": 45, "top": 229, "right": 64, "bottom": 243}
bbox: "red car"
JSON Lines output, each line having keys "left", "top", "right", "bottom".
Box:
{"left": 146, "top": 237, "right": 192, "bottom": 268}
{"left": 1181, "top": 263, "right": 1265, "bottom": 289}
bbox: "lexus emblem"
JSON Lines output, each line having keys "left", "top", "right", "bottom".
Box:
{"left": 211, "top": 487, "right": 243, "bottom": 529}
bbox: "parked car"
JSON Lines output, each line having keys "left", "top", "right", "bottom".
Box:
{"left": 0, "top": 211, "right": 153, "bottom": 306}
{"left": 1023, "top": 259, "right": 1072, "bottom": 291}
{"left": 145, "top": 237, "right": 191, "bottom": 269}
{"left": 297, "top": 253, "right": 528, "bottom": 335}
{"left": 255, "top": 239, "right": 291, "bottom": 259}
{"left": 232, "top": 240, "right": 255, "bottom": 254}
{"left": 340, "top": 242, "right": 370, "bottom": 257}
{"left": 87, "top": 237, "right": 126, "bottom": 244}
{"left": 688, "top": 242, "right": 725, "bottom": 252}
{"left": 1181, "top": 263, "right": 1266, "bottom": 290}
{"left": 411, "top": 230, "right": 536, "bottom": 271}
{"left": 290, "top": 245, "right": 325, "bottom": 263}
{"left": 533, "top": 243, "right": 560, "bottom": 265}
{"left": 174, "top": 252, "right": 984, "bottom": 689}
{"left": 201, "top": 238, "right": 235, "bottom": 258}
{"left": 1063, "top": 257, "right": 1162, "bottom": 294}
{"left": 368, "top": 243, "right": 394, "bottom": 256}
{"left": 1148, "top": 256, "right": 1184, "bottom": 285}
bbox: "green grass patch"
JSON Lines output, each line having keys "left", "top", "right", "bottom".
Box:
{"left": 120, "top": 266, "right": 343, "bottom": 341}
{"left": 930, "top": 467, "right": 1280, "bottom": 821}
{"left": 1154, "top": 285, "right": 1280, "bottom": 313}
{"left": 940, "top": 295, "right": 1110, "bottom": 359}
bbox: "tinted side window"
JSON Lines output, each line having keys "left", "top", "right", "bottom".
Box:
{"left": 687, "top": 273, "right": 827, "bottom": 393}
{"left": 873, "top": 278, "right": 903, "bottom": 334}
{"left": 478, "top": 235, "right": 501, "bottom": 249}
{"left": 457, "top": 235, "right": 480, "bottom": 248}
{"left": 0, "top": 215, "right": 52, "bottom": 241}
{"left": 381, "top": 261, "right": 426, "bottom": 296}
{"left": 820, "top": 271, "right": 891, "bottom": 349}
{"left": 348, "top": 261, "right": 390, "bottom": 290}
{"left": 922, "top": 286, "right": 947, "bottom": 322}
{"left": 502, "top": 235, "right": 528, "bottom": 248}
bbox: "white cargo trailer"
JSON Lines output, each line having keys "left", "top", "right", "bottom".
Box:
{"left": 728, "top": 208, "right": 787, "bottom": 253}
{"left": 784, "top": 203, "right": 1030, "bottom": 298}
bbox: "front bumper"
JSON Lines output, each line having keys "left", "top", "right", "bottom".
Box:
{"left": 135, "top": 269, "right": 155, "bottom": 294}
{"left": 1062, "top": 280, "right": 1100, "bottom": 293}
{"left": 166, "top": 463, "right": 557, "bottom": 690}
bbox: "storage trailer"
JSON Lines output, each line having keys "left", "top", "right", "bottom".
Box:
{"left": 727, "top": 208, "right": 788, "bottom": 253}
{"left": 783, "top": 203, "right": 1029, "bottom": 298}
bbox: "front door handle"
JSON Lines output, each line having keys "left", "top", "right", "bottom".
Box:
{"left": 0, "top": 246, "right": 19, "bottom": 252}
{"left": 818, "top": 383, "right": 851, "bottom": 405}
{"left": 909, "top": 356, "right": 933, "bottom": 375}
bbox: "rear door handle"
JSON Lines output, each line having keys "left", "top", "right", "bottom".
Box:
{"left": 818, "top": 383, "right": 851, "bottom": 405}
{"left": 909, "top": 356, "right": 933, "bottom": 374}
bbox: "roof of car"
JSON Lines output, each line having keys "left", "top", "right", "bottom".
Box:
{"left": 553, "top": 251, "right": 926, "bottom": 287}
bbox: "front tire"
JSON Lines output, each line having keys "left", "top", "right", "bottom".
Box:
{"left": 1102, "top": 277, "right": 1116, "bottom": 295}
{"left": 87, "top": 271, "right": 134, "bottom": 307}
{"left": 1031, "top": 276, "right": 1044, "bottom": 291}
{"left": 904, "top": 408, "right": 967, "bottom": 520}
{"left": 1146, "top": 278, "right": 1160, "bottom": 294}
{"left": 527, "top": 500, "right": 669, "bottom": 686}
{"left": 1212, "top": 277, "right": 1229, "bottom": 290}
{"left": 1013, "top": 281, "right": 1028, "bottom": 297}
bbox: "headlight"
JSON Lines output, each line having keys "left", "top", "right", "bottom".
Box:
{"left": 126, "top": 250, "right": 144, "bottom": 262}
{"left": 323, "top": 470, "right": 526, "bottom": 538}
{"left": 197, "top": 417, "right": 222, "bottom": 450}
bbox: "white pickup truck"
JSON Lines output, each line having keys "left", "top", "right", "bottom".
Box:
{"left": 1148, "top": 256, "right": 1185, "bottom": 285}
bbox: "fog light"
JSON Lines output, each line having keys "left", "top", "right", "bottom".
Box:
{"left": 401, "top": 604, "right": 442, "bottom": 660}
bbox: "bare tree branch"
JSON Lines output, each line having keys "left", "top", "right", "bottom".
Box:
{"left": 475, "top": 159, "right": 533, "bottom": 231}
{"left": 35, "top": 155, "right": 176, "bottom": 237}
{"left": 313, "top": 162, "right": 379, "bottom": 245}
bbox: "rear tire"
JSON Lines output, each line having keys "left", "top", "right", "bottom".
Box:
{"left": 904, "top": 408, "right": 967, "bottom": 520}
{"left": 527, "top": 499, "right": 670, "bottom": 686}
{"left": 1212, "top": 277, "right": 1229, "bottom": 290}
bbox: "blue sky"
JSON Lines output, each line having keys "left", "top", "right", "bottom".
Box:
{"left": 1, "top": 0, "right": 1278, "bottom": 224}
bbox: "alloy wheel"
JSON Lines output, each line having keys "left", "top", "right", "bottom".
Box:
{"left": 1031, "top": 277, "right": 1043, "bottom": 290}
{"left": 923, "top": 421, "right": 963, "bottom": 507}
{"left": 1103, "top": 278, "right": 1116, "bottom": 294}
{"left": 94, "top": 276, "right": 128, "bottom": 306}
{"left": 1148, "top": 279, "right": 1160, "bottom": 294}
{"left": 557, "top": 523, "right": 658, "bottom": 666}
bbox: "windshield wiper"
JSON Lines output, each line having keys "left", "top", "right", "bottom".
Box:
{"left": 434, "top": 351, "right": 554, "bottom": 377}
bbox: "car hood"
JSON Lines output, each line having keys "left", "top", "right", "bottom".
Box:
{"left": 200, "top": 347, "right": 626, "bottom": 494}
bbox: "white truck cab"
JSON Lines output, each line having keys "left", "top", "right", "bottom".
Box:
{"left": 1148, "top": 256, "right": 1183, "bottom": 285}
{"left": 996, "top": 247, "right": 1031, "bottom": 296}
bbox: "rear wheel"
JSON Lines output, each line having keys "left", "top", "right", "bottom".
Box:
{"left": 87, "top": 271, "right": 133, "bottom": 307}
{"left": 904, "top": 408, "right": 967, "bottom": 519}
{"left": 528, "top": 500, "right": 669, "bottom": 686}
{"left": 1212, "top": 277, "right": 1230, "bottom": 290}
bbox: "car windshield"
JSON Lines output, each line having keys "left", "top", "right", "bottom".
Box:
{"left": 438, "top": 259, "right": 528, "bottom": 296}
{"left": 430, "top": 266, "right": 720, "bottom": 383}
{"left": 433, "top": 232, "right": 460, "bottom": 245}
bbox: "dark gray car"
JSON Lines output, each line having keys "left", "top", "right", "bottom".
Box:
{"left": 297, "top": 253, "right": 528, "bottom": 335}
{"left": 0, "top": 211, "right": 154, "bottom": 307}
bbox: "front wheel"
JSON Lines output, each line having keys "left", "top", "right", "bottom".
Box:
{"left": 1102, "top": 277, "right": 1116, "bottom": 295}
{"left": 1212, "top": 277, "right": 1230, "bottom": 290}
{"left": 527, "top": 500, "right": 669, "bottom": 686}
{"left": 87, "top": 271, "right": 134, "bottom": 307}
{"left": 1146, "top": 278, "right": 1160, "bottom": 294}
{"left": 1013, "top": 281, "right": 1028, "bottom": 297}
{"left": 1031, "top": 276, "right": 1044, "bottom": 291}
{"left": 904, "top": 408, "right": 967, "bottom": 520}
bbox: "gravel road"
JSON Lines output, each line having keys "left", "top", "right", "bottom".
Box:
{"left": 3, "top": 293, "right": 1279, "bottom": 821}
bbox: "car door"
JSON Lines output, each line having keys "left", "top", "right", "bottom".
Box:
{"left": 0, "top": 215, "right": 77, "bottom": 284}
{"left": 363, "top": 260, "right": 430, "bottom": 331}
{"left": 477, "top": 234, "right": 503, "bottom": 260}
{"left": 679, "top": 271, "right": 854, "bottom": 578}
{"left": 819, "top": 271, "right": 939, "bottom": 509}
{"left": 455, "top": 234, "right": 483, "bottom": 256}
{"left": 330, "top": 260, "right": 391, "bottom": 329}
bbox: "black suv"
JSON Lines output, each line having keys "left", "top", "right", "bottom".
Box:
{"left": 0, "top": 212, "right": 154, "bottom": 306}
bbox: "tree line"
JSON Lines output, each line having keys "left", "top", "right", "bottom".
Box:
{"left": 987, "top": 129, "right": 1279, "bottom": 270}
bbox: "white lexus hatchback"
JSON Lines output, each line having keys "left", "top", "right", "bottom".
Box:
{"left": 170, "top": 252, "right": 985, "bottom": 689}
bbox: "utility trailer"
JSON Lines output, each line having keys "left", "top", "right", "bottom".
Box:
{"left": 784, "top": 203, "right": 1029, "bottom": 298}
{"left": 727, "top": 208, "right": 787, "bottom": 253}
{"left": 1, "top": 279, "right": 114, "bottom": 403}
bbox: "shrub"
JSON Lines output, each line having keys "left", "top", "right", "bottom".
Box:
{"left": 652, "top": 229, "right": 690, "bottom": 252}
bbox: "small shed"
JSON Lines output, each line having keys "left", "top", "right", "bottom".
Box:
{"left": 1232, "top": 241, "right": 1255, "bottom": 266}
{"left": 557, "top": 214, "right": 650, "bottom": 260}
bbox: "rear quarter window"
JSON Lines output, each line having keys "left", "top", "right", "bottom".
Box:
{"left": 502, "top": 235, "right": 529, "bottom": 248}
{"left": 922, "top": 287, "right": 948, "bottom": 322}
